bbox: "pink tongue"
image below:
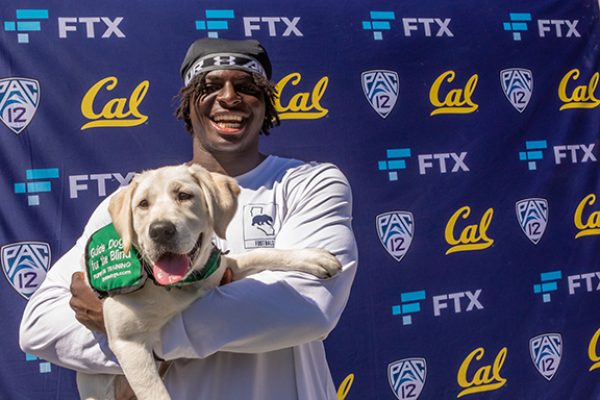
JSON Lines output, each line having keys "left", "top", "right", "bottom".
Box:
{"left": 153, "top": 254, "right": 189, "bottom": 285}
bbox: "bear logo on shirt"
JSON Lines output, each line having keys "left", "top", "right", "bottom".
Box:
{"left": 244, "top": 204, "right": 279, "bottom": 248}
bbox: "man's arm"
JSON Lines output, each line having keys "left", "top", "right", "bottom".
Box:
{"left": 19, "top": 196, "right": 121, "bottom": 374}
{"left": 157, "top": 163, "right": 358, "bottom": 359}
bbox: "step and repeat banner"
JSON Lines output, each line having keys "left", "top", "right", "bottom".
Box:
{"left": 2, "top": 1, "right": 600, "bottom": 399}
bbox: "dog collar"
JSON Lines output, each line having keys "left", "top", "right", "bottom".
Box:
{"left": 86, "top": 223, "right": 223, "bottom": 297}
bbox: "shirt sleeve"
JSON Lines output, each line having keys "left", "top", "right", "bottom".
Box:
{"left": 19, "top": 195, "right": 121, "bottom": 374}
{"left": 157, "top": 163, "right": 358, "bottom": 359}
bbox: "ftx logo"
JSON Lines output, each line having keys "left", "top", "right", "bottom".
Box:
{"left": 519, "top": 140, "right": 596, "bottom": 170}
{"left": 195, "top": 9, "right": 302, "bottom": 38}
{"left": 362, "top": 10, "right": 453, "bottom": 40}
{"left": 392, "top": 288, "right": 483, "bottom": 325}
{"left": 13, "top": 168, "right": 135, "bottom": 206}
{"left": 503, "top": 12, "right": 580, "bottom": 41}
{"left": 14, "top": 168, "right": 59, "bottom": 206}
{"left": 3, "top": 8, "right": 125, "bottom": 43}
{"left": 378, "top": 147, "right": 469, "bottom": 180}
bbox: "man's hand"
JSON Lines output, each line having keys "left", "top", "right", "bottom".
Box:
{"left": 69, "top": 272, "right": 106, "bottom": 334}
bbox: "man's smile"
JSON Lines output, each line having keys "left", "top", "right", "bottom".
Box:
{"left": 210, "top": 113, "right": 248, "bottom": 134}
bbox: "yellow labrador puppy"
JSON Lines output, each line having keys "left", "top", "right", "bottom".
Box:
{"left": 76, "top": 164, "right": 341, "bottom": 400}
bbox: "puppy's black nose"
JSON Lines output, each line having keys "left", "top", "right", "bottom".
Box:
{"left": 149, "top": 221, "right": 177, "bottom": 243}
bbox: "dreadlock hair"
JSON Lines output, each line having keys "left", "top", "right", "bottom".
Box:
{"left": 175, "top": 71, "right": 280, "bottom": 135}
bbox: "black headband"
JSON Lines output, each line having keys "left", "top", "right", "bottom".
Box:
{"left": 180, "top": 38, "right": 272, "bottom": 85}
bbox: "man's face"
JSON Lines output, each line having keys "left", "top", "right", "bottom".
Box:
{"left": 190, "top": 69, "right": 266, "bottom": 155}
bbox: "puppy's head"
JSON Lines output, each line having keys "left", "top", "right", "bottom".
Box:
{"left": 108, "top": 164, "right": 239, "bottom": 285}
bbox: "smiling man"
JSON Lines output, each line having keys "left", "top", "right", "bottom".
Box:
{"left": 20, "top": 38, "right": 358, "bottom": 400}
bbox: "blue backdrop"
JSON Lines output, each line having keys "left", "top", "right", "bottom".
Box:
{"left": 1, "top": 1, "right": 600, "bottom": 399}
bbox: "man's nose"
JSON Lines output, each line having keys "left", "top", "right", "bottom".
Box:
{"left": 217, "top": 82, "right": 241, "bottom": 107}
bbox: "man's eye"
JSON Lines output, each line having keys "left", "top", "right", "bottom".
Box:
{"left": 178, "top": 192, "right": 193, "bottom": 201}
{"left": 138, "top": 199, "right": 149, "bottom": 209}
{"left": 203, "top": 85, "right": 219, "bottom": 95}
{"left": 237, "top": 84, "right": 260, "bottom": 95}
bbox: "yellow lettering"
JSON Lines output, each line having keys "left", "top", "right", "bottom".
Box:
{"left": 336, "top": 373, "right": 354, "bottom": 400}
{"left": 574, "top": 194, "right": 600, "bottom": 238}
{"left": 457, "top": 347, "right": 507, "bottom": 398}
{"left": 275, "top": 73, "right": 329, "bottom": 119}
{"left": 588, "top": 328, "right": 600, "bottom": 372}
{"left": 445, "top": 207, "right": 494, "bottom": 254}
{"left": 558, "top": 68, "right": 600, "bottom": 110}
{"left": 430, "top": 70, "right": 479, "bottom": 115}
{"left": 81, "top": 76, "right": 149, "bottom": 130}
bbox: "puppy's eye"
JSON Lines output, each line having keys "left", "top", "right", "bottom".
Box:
{"left": 177, "top": 192, "right": 193, "bottom": 201}
{"left": 138, "top": 199, "right": 149, "bottom": 209}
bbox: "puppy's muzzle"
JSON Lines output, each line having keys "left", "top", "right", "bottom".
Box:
{"left": 149, "top": 221, "right": 177, "bottom": 244}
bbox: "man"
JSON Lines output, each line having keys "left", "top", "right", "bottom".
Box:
{"left": 19, "top": 38, "right": 357, "bottom": 400}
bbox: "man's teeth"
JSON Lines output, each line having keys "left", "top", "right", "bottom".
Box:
{"left": 216, "top": 122, "right": 242, "bottom": 128}
{"left": 212, "top": 115, "right": 243, "bottom": 122}
{"left": 212, "top": 115, "right": 244, "bottom": 129}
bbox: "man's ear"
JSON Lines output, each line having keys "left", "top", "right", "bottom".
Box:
{"left": 189, "top": 165, "right": 240, "bottom": 239}
{"left": 108, "top": 179, "right": 138, "bottom": 254}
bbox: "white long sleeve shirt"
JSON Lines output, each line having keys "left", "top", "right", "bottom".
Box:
{"left": 20, "top": 155, "right": 358, "bottom": 400}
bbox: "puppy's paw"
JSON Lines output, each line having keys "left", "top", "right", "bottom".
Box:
{"left": 295, "top": 248, "right": 342, "bottom": 279}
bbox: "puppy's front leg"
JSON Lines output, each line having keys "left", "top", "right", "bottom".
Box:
{"left": 227, "top": 248, "right": 341, "bottom": 279}
{"left": 108, "top": 337, "right": 169, "bottom": 400}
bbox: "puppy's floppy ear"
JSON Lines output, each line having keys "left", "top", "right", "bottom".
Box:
{"left": 108, "top": 179, "right": 138, "bottom": 254}
{"left": 189, "top": 164, "right": 240, "bottom": 239}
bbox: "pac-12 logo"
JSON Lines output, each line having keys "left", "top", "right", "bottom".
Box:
{"left": 0, "top": 77, "right": 40, "bottom": 135}
{"left": 500, "top": 68, "right": 532, "bottom": 113}
{"left": 361, "top": 70, "right": 399, "bottom": 118}
{"left": 376, "top": 211, "right": 414, "bottom": 262}
{"left": 388, "top": 358, "right": 426, "bottom": 400}
{"left": 516, "top": 198, "right": 548, "bottom": 244}
{"left": 1, "top": 242, "right": 51, "bottom": 299}
{"left": 530, "top": 333, "right": 562, "bottom": 380}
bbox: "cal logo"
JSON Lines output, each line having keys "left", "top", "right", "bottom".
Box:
{"left": 530, "top": 333, "right": 562, "bottom": 380}
{"left": 361, "top": 70, "right": 399, "bottom": 118}
{"left": 516, "top": 198, "right": 548, "bottom": 244}
{"left": 558, "top": 69, "right": 600, "bottom": 110}
{"left": 0, "top": 77, "right": 40, "bottom": 135}
{"left": 274, "top": 73, "right": 328, "bottom": 120}
{"left": 589, "top": 327, "right": 600, "bottom": 372}
{"left": 457, "top": 347, "right": 507, "bottom": 398}
{"left": 445, "top": 206, "right": 494, "bottom": 254}
{"left": 388, "top": 358, "right": 426, "bottom": 400}
{"left": 81, "top": 76, "right": 149, "bottom": 130}
{"left": 377, "top": 211, "right": 414, "bottom": 262}
{"left": 500, "top": 68, "right": 532, "bottom": 113}
{"left": 429, "top": 70, "right": 478, "bottom": 116}
{"left": 1, "top": 242, "right": 51, "bottom": 299}
{"left": 574, "top": 193, "right": 600, "bottom": 238}
{"left": 336, "top": 373, "right": 354, "bottom": 400}
{"left": 243, "top": 203, "right": 279, "bottom": 249}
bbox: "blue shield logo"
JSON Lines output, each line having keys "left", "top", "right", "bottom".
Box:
{"left": 500, "top": 68, "right": 532, "bottom": 113}
{"left": 0, "top": 77, "right": 40, "bottom": 135}
{"left": 388, "top": 358, "right": 426, "bottom": 399}
{"left": 516, "top": 198, "right": 548, "bottom": 244}
{"left": 377, "top": 211, "right": 414, "bottom": 262}
{"left": 361, "top": 70, "right": 399, "bottom": 118}
{"left": 1, "top": 242, "right": 51, "bottom": 299}
{"left": 530, "top": 333, "right": 562, "bottom": 381}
